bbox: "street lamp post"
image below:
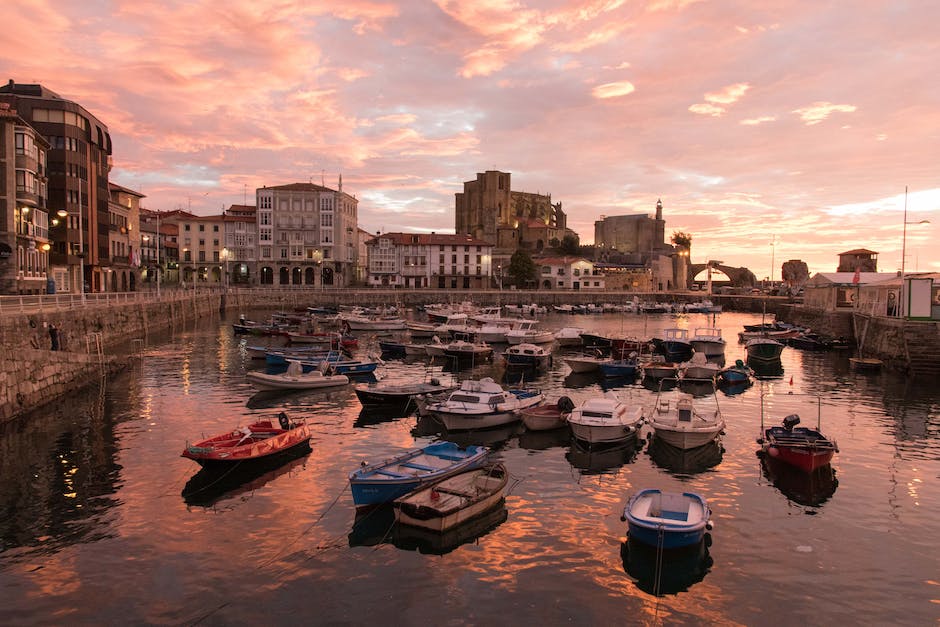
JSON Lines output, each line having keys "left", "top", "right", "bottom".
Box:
{"left": 496, "top": 264, "right": 502, "bottom": 291}
{"left": 221, "top": 247, "right": 229, "bottom": 290}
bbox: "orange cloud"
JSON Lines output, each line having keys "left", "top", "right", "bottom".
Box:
{"left": 592, "top": 81, "right": 636, "bottom": 99}
{"left": 792, "top": 102, "right": 858, "bottom": 125}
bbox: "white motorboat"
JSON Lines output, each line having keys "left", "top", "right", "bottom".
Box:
{"left": 503, "top": 343, "right": 553, "bottom": 370}
{"left": 689, "top": 327, "right": 726, "bottom": 357}
{"left": 554, "top": 327, "right": 587, "bottom": 347}
{"left": 246, "top": 361, "right": 350, "bottom": 391}
{"left": 342, "top": 314, "right": 407, "bottom": 332}
{"left": 506, "top": 320, "right": 555, "bottom": 345}
{"left": 564, "top": 354, "right": 605, "bottom": 374}
{"left": 424, "top": 377, "right": 544, "bottom": 431}
{"left": 648, "top": 391, "right": 724, "bottom": 449}
{"left": 567, "top": 395, "right": 644, "bottom": 446}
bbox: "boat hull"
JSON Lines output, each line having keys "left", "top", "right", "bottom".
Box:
{"left": 690, "top": 340, "right": 725, "bottom": 357}
{"left": 651, "top": 427, "right": 722, "bottom": 450}
{"left": 393, "top": 464, "right": 508, "bottom": 532}
{"left": 623, "top": 489, "right": 710, "bottom": 549}
{"left": 569, "top": 422, "right": 639, "bottom": 445}
{"left": 246, "top": 371, "right": 349, "bottom": 391}
{"left": 565, "top": 357, "right": 603, "bottom": 373}
{"left": 348, "top": 442, "right": 488, "bottom": 507}
{"left": 182, "top": 421, "right": 312, "bottom": 468}
{"left": 520, "top": 404, "right": 568, "bottom": 431}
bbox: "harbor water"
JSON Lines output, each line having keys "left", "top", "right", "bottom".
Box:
{"left": 0, "top": 310, "right": 937, "bottom": 625}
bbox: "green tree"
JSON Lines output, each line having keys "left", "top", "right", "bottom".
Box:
{"left": 671, "top": 231, "right": 692, "bottom": 249}
{"left": 559, "top": 233, "right": 580, "bottom": 255}
{"left": 508, "top": 249, "right": 538, "bottom": 288}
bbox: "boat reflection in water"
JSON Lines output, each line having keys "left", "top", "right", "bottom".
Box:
{"left": 760, "top": 455, "right": 839, "bottom": 507}
{"left": 566, "top": 438, "right": 642, "bottom": 475}
{"left": 647, "top": 438, "right": 723, "bottom": 476}
{"left": 518, "top": 427, "right": 572, "bottom": 451}
{"left": 642, "top": 375, "right": 677, "bottom": 393}
{"left": 717, "top": 378, "right": 753, "bottom": 396}
{"left": 354, "top": 405, "right": 416, "bottom": 428}
{"left": 620, "top": 535, "right": 713, "bottom": 596}
{"left": 562, "top": 370, "right": 601, "bottom": 389}
{"left": 348, "top": 503, "right": 509, "bottom": 556}
{"left": 411, "top": 415, "right": 521, "bottom": 450}
{"left": 181, "top": 446, "right": 311, "bottom": 507}
{"left": 747, "top": 358, "right": 784, "bottom": 379}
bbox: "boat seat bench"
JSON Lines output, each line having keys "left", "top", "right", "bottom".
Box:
{"left": 372, "top": 469, "right": 408, "bottom": 478}
{"left": 400, "top": 461, "right": 438, "bottom": 471}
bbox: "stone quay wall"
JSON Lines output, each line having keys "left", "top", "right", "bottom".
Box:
{"left": 11, "top": 287, "right": 926, "bottom": 423}
{"left": 0, "top": 291, "right": 224, "bottom": 423}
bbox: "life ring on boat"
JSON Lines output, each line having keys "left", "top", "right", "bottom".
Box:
{"left": 278, "top": 412, "right": 291, "bottom": 430}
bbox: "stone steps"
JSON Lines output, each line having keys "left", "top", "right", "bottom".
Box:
{"left": 902, "top": 323, "right": 940, "bottom": 376}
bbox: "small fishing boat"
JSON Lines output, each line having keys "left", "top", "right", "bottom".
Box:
{"left": 679, "top": 352, "right": 721, "bottom": 382}
{"left": 745, "top": 337, "right": 785, "bottom": 363}
{"left": 598, "top": 354, "right": 640, "bottom": 378}
{"left": 689, "top": 327, "right": 726, "bottom": 357}
{"left": 564, "top": 353, "right": 606, "bottom": 374}
{"left": 849, "top": 356, "right": 883, "bottom": 371}
{"left": 378, "top": 340, "right": 408, "bottom": 357}
{"left": 642, "top": 355, "right": 680, "bottom": 379}
{"left": 520, "top": 396, "right": 575, "bottom": 431}
{"left": 659, "top": 328, "right": 693, "bottom": 362}
{"left": 392, "top": 463, "right": 509, "bottom": 532}
{"left": 354, "top": 377, "right": 457, "bottom": 413}
{"left": 181, "top": 412, "right": 311, "bottom": 468}
{"left": 246, "top": 361, "right": 350, "bottom": 391}
{"left": 503, "top": 343, "right": 552, "bottom": 370}
{"left": 554, "top": 327, "right": 587, "bottom": 347}
{"left": 621, "top": 489, "right": 712, "bottom": 549}
{"left": 348, "top": 441, "right": 489, "bottom": 507}
{"left": 442, "top": 340, "right": 493, "bottom": 365}
{"left": 567, "top": 395, "right": 644, "bottom": 446}
{"left": 717, "top": 359, "right": 753, "bottom": 385}
{"left": 648, "top": 390, "right": 724, "bottom": 450}
{"left": 405, "top": 321, "right": 438, "bottom": 338}
{"left": 760, "top": 413, "right": 838, "bottom": 473}
{"left": 505, "top": 320, "right": 555, "bottom": 345}
{"left": 424, "top": 377, "right": 544, "bottom": 431}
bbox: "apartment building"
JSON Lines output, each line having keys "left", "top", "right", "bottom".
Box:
{"left": 0, "top": 101, "right": 51, "bottom": 294}
{"left": 365, "top": 232, "right": 493, "bottom": 289}
{"left": 256, "top": 181, "right": 358, "bottom": 288}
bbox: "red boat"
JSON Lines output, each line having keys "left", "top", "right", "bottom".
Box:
{"left": 761, "top": 414, "right": 837, "bottom": 473}
{"left": 181, "top": 412, "right": 311, "bottom": 467}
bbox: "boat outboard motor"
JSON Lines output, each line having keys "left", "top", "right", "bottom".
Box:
{"left": 782, "top": 414, "right": 801, "bottom": 430}
{"left": 278, "top": 412, "right": 291, "bottom": 430}
{"left": 557, "top": 395, "right": 576, "bottom": 414}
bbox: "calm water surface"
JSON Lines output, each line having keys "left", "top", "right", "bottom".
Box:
{"left": 1, "top": 310, "right": 938, "bottom": 625}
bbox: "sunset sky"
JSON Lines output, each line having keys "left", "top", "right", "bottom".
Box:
{"left": 4, "top": 0, "right": 938, "bottom": 278}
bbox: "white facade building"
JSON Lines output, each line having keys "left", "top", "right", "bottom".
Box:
{"left": 537, "top": 256, "right": 605, "bottom": 290}
{"left": 256, "top": 181, "right": 358, "bottom": 287}
{"left": 365, "top": 232, "right": 493, "bottom": 289}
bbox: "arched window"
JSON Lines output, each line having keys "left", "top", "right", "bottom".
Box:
{"left": 304, "top": 267, "right": 315, "bottom": 284}
{"left": 292, "top": 267, "right": 302, "bottom": 284}
{"left": 279, "top": 267, "right": 290, "bottom": 284}
{"left": 260, "top": 267, "right": 273, "bottom": 284}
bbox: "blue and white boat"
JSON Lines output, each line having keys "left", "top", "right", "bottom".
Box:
{"left": 718, "top": 359, "right": 753, "bottom": 385}
{"left": 348, "top": 441, "right": 489, "bottom": 507}
{"left": 621, "top": 489, "right": 712, "bottom": 549}
{"left": 503, "top": 343, "right": 552, "bottom": 370}
{"left": 660, "top": 328, "right": 694, "bottom": 362}
{"left": 598, "top": 355, "right": 640, "bottom": 378}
